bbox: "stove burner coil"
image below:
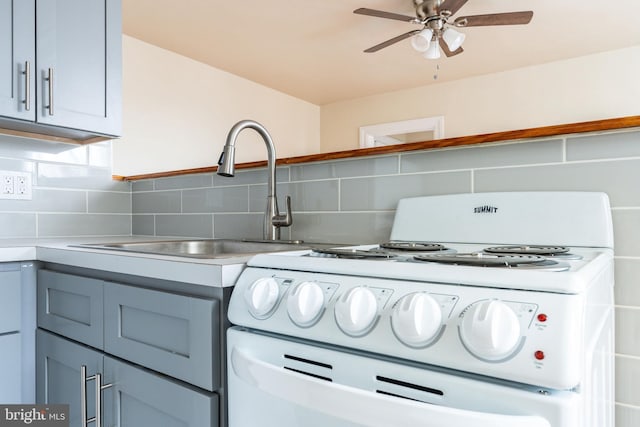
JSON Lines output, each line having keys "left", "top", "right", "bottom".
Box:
{"left": 311, "top": 248, "right": 397, "bottom": 259}
{"left": 379, "top": 242, "right": 448, "bottom": 252}
{"left": 484, "top": 245, "right": 569, "bottom": 256}
{"left": 413, "top": 253, "right": 563, "bottom": 269}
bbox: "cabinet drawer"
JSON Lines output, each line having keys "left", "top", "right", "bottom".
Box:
{"left": 104, "top": 282, "right": 220, "bottom": 391}
{"left": 104, "top": 356, "right": 219, "bottom": 427}
{"left": 0, "top": 269, "right": 21, "bottom": 333}
{"left": 37, "top": 270, "right": 104, "bottom": 349}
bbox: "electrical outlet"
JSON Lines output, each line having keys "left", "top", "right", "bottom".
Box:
{"left": 0, "top": 171, "right": 32, "bottom": 200}
{"left": 2, "top": 175, "right": 14, "bottom": 195}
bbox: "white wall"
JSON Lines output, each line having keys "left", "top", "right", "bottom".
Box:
{"left": 112, "top": 36, "right": 320, "bottom": 176}
{"left": 113, "top": 39, "right": 640, "bottom": 176}
{"left": 320, "top": 45, "right": 640, "bottom": 153}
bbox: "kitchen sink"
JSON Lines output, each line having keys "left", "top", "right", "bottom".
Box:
{"left": 73, "top": 239, "right": 310, "bottom": 259}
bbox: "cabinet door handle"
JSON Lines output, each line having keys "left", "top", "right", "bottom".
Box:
{"left": 81, "top": 365, "right": 113, "bottom": 427}
{"left": 45, "top": 68, "right": 54, "bottom": 116}
{"left": 81, "top": 366, "right": 88, "bottom": 427}
{"left": 22, "top": 61, "right": 31, "bottom": 111}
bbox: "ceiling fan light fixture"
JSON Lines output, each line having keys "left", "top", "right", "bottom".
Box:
{"left": 442, "top": 27, "right": 466, "bottom": 51}
{"left": 410, "top": 28, "right": 433, "bottom": 52}
{"left": 423, "top": 40, "right": 441, "bottom": 59}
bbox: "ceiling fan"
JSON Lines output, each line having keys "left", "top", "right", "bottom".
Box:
{"left": 354, "top": 0, "right": 533, "bottom": 59}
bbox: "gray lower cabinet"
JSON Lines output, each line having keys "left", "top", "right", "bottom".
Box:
{"left": 37, "top": 330, "right": 218, "bottom": 427}
{"left": 36, "top": 268, "right": 222, "bottom": 426}
{"left": 0, "top": 262, "right": 37, "bottom": 404}
{"left": 36, "top": 329, "right": 102, "bottom": 426}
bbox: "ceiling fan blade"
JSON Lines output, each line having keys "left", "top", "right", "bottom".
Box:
{"left": 455, "top": 11, "right": 533, "bottom": 27}
{"left": 354, "top": 8, "right": 416, "bottom": 23}
{"left": 364, "top": 30, "right": 420, "bottom": 53}
{"left": 439, "top": 0, "right": 469, "bottom": 16}
{"left": 439, "top": 38, "right": 463, "bottom": 57}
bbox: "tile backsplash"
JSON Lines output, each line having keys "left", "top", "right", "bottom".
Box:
{"left": 2, "top": 127, "right": 640, "bottom": 425}
{"left": 0, "top": 137, "right": 130, "bottom": 238}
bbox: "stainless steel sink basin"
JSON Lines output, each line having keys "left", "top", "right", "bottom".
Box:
{"left": 74, "top": 239, "right": 309, "bottom": 259}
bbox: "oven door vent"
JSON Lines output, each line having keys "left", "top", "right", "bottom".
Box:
{"left": 283, "top": 353, "right": 333, "bottom": 382}
{"left": 375, "top": 375, "right": 444, "bottom": 403}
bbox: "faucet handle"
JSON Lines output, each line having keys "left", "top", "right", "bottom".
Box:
{"left": 273, "top": 195, "right": 293, "bottom": 228}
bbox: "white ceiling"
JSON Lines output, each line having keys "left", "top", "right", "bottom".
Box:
{"left": 122, "top": 0, "right": 640, "bottom": 106}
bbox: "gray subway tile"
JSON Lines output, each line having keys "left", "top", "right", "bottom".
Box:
{"left": 131, "top": 180, "right": 154, "bottom": 192}
{"left": 615, "top": 258, "right": 640, "bottom": 307}
{"left": 474, "top": 159, "right": 640, "bottom": 207}
{"left": 0, "top": 213, "right": 36, "bottom": 238}
{"left": 290, "top": 156, "right": 398, "bottom": 181}
{"left": 616, "top": 355, "right": 640, "bottom": 406}
{"left": 183, "top": 186, "right": 248, "bottom": 213}
{"left": 213, "top": 167, "right": 289, "bottom": 187}
{"left": 154, "top": 174, "right": 213, "bottom": 190}
{"left": 132, "top": 215, "right": 155, "bottom": 236}
{"left": 132, "top": 190, "right": 182, "bottom": 214}
{"left": 250, "top": 181, "right": 339, "bottom": 213}
{"left": 38, "top": 214, "right": 131, "bottom": 237}
{"left": 38, "top": 163, "right": 129, "bottom": 191}
{"left": 0, "top": 137, "right": 89, "bottom": 164}
{"left": 567, "top": 130, "right": 640, "bottom": 161}
{"left": 0, "top": 158, "right": 36, "bottom": 175}
{"left": 613, "top": 211, "right": 640, "bottom": 257}
{"left": 88, "top": 191, "right": 131, "bottom": 214}
{"left": 156, "top": 214, "right": 213, "bottom": 238}
{"left": 616, "top": 404, "right": 640, "bottom": 427}
{"left": 213, "top": 213, "right": 264, "bottom": 240}
{"left": 88, "top": 142, "right": 112, "bottom": 167}
{"left": 0, "top": 189, "right": 85, "bottom": 212}
{"left": 341, "top": 171, "right": 470, "bottom": 211}
{"left": 291, "top": 212, "right": 395, "bottom": 244}
{"left": 616, "top": 307, "right": 640, "bottom": 357}
{"left": 401, "top": 139, "right": 563, "bottom": 173}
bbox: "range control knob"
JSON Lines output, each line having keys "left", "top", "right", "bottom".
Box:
{"left": 334, "top": 286, "right": 378, "bottom": 336}
{"left": 245, "top": 277, "right": 280, "bottom": 318}
{"left": 459, "top": 299, "right": 521, "bottom": 361}
{"left": 287, "top": 281, "right": 325, "bottom": 327}
{"left": 391, "top": 292, "right": 443, "bottom": 348}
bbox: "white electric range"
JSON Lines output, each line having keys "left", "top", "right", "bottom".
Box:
{"left": 226, "top": 192, "right": 614, "bottom": 427}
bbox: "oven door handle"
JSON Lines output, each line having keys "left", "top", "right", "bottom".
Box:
{"left": 230, "top": 347, "right": 551, "bottom": 427}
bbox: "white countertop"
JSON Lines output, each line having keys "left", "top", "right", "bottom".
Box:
{"left": 0, "top": 237, "right": 250, "bottom": 288}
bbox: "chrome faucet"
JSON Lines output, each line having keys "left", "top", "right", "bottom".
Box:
{"left": 217, "top": 120, "right": 293, "bottom": 240}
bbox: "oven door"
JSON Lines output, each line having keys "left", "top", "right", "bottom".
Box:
{"left": 228, "top": 327, "right": 581, "bottom": 427}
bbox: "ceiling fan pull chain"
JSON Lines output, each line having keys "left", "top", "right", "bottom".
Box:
{"left": 434, "top": 64, "right": 440, "bottom": 80}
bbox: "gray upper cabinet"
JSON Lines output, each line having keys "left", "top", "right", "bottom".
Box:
{"left": 0, "top": 0, "right": 121, "bottom": 140}
{"left": 0, "top": 0, "right": 35, "bottom": 121}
